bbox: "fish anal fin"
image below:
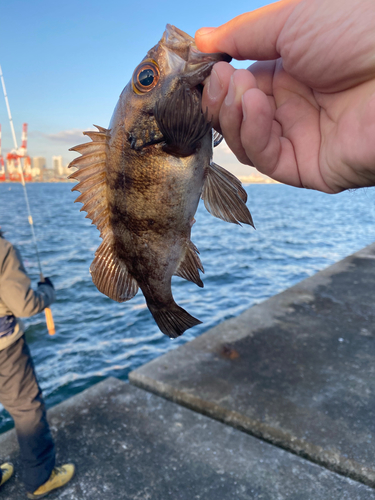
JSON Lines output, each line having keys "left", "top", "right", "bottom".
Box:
{"left": 148, "top": 302, "right": 202, "bottom": 338}
{"left": 202, "top": 162, "right": 254, "bottom": 227}
{"left": 69, "top": 125, "right": 111, "bottom": 239}
{"left": 174, "top": 241, "right": 204, "bottom": 287}
{"left": 90, "top": 237, "right": 138, "bottom": 302}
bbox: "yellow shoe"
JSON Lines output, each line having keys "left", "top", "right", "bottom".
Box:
{"left": 0, "top": 462, "right": 14, "bottom": 486}
{"left": 26, "top": 464, "right": 75, "bottom": 499}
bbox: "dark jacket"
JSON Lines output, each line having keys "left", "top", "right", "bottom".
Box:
{"left": 0, "top": 237, "right": 55, "bottom": 350}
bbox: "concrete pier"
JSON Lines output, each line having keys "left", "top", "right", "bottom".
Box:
{"left": 1, "top": 378, "right": 374, "bottom": 500}
{"left": 1, "top": 244, "right": 375, "bottom": 498}
{"left": 130, "top": 243, "right": 375, "bottom": 487}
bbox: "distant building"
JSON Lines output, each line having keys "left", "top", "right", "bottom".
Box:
{"left": 52, "top": 155, "right": 70, "bottom": 178}
{"left": 32, "top": 157, "right": 46, "bottom": 171}
{"left": 52, "top": 155, "right": 63, "bottom": 176}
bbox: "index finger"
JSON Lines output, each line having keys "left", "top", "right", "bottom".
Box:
{"left": 195, "top": 0, "right": 299, "bottom": 61}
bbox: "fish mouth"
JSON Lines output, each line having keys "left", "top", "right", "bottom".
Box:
{"left": 185, "top": 46, "right": 231, "bottom": 87}
{"left": 162, "top": 24, "right": 232, "bottom": 88}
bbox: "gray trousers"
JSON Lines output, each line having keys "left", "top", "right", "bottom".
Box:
{"left": 0, "top": 335, "right": 55, "bottom": 492}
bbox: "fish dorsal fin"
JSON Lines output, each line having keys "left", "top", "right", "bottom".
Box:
{"left": 202, "top": 162, "right": 255, "bottom": 227}
{"left": 213, "top": 129, "right": 224, "bottom": 147}
{"left": 69, "top": 126, "right": 139, "bottom": 302}
{"left": 90, "top": 235, "right": 139, "bottom": 302}
{"left": 69, "top": 125, "right": 111, "bottom": 238}
{"left": 154, "top": 86, "right": 211, "bottom": 157}
{"left": 174, "top": 241, "right": 204, "bottom": 287}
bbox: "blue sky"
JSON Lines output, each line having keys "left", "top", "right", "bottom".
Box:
{"left": 0, "top": 0, "right": 269, "bottom": 173}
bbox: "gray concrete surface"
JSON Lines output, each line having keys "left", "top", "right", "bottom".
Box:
{"left": 130, "top": 243, "right": 375, "bottom": 488}
{"left": 1, "top": 377, "right": 375, "bottom": 499}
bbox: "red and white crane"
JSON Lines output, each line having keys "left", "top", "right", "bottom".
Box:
{"left": 20, "top": 124, "right": 33, "bottom": 182}
{"left": 19, "top": 122, "right": 28, "bottom": 156}
{"left": 0, "top": 124, "right": 6, "bottom": 181}
{"left": 5, "top": 123, "right": 32, "bottom": 182}
{"left": 0, "top": 65, "right": 32, "bottom": 182}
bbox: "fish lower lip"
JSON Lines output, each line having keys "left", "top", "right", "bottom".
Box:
{"left": 183, "top": 62, "right": 220, "bottom": 88}
{"left": 189, "top": 47, "right": 232, "bottom": 65}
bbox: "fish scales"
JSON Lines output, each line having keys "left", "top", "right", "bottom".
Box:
{"left": 69, "top": 25, "right": 254, "bottom": 338}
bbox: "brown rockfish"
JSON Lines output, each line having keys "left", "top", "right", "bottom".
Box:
{"left": 69, "top": 25, "right": 254, "bottom": 338}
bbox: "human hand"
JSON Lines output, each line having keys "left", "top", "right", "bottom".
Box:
{"left": 38, "top": 277, "right": 54, "bottom": 289}
{"left": 196, "top": 0, "right": 375, "bottom": 193}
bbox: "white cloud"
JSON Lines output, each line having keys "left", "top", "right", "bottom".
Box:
{"left": 27, "top": 128, "right": 95, "bottom": 144}
{"left": 217, "top": 140, "right": 234, "bottom": 155}
{"left": 45, "top": 129, "right": 93, "bottom": 143}
{"left": 14, "top": 129, "right": 95, "bottom": 168}
{"left": 214, "top": 139, "right": 268, "bottom": 179}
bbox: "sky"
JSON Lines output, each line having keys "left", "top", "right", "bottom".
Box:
{"left": 0, "top": 0, "right": 271, "bottom": 174}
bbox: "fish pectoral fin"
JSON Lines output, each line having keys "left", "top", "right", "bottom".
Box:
{"left": 148, "top": 302, "right": 202, "bottom": 338}
{"left": 90, "top": 237, "right": 139, "bottom": 302}
{"left": 213, "top": 129, "right": 224, "bottom": 147}
{"left": 202, "top": 162, "right": 255, "bottom": 227}
{"left": 69, "top": 125, "right": 112, "bottom": 239}
{"left": 154, "top": 86, "right": 211, "bottom": 157}
{"left": 174, "top": 241, "right": 204, "bottom": 287}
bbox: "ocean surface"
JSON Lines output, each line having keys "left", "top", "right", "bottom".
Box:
{"left": 0, "top": 182, "right": 374, "bottom": 433}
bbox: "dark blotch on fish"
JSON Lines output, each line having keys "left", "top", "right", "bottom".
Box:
{"left": 69, "top": 25, "right": 254, "bottom": 338}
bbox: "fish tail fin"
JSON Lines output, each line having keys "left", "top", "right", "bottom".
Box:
{"left": 148, "top": 302, "right": 202, "bottom": 338}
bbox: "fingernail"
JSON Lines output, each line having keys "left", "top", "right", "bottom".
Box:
{"left": 196, "top": 27, "right": 216, "bottom": 37}
{"left": 241, "top": 95, "right": 247, "bottom": 121}
{"left": 225, "top": 76, "right": 235, "bottom": 106}
{"left": 207, "top": 69, "right": 222, "bottom": 100}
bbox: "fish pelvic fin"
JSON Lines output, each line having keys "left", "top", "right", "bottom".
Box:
{"left": 154, "top": 86, "right": 211, "bottom": 157}
{"left": 148, "top": 302, "right": 202, "bottom": 338}
{"left": 174, "top": 241, "right": 204, "bottom": 287}
{"left": 69, "top": 125, "right": 112, "bottom": 239}
{"left": 90, "top": 235, "right": 139, "bottom": 302}
{"left": 202, "top": 162, "right": 255, "bottom": 227}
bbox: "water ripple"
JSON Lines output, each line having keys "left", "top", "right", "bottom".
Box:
{"left": 0, "top": 183, "right": 374, "bottom": 431}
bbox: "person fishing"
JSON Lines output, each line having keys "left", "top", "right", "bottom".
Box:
{"left": 0, "top": 227, "right": 74, "bottom": 498}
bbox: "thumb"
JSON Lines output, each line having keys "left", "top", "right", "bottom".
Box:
{"left": 195, "top": 0, "right": 299, "bottom": 61}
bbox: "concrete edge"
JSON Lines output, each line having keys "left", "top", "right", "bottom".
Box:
{"left": 159, "top": 243, "right": 375, "bottom": 351}
{"left": 129, "top": 363, "right": 375, "bottom": 489}
{"left": 129, "top": 245, "right": 375, "bottom": 488}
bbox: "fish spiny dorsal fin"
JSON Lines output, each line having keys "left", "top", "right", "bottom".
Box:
{"left": 69, "top": 126, "right": 139, "bottom": 303}
{"left": 69, "top": 125, "right": 111, "bottom": 239}
{"left": 174, "top": 241, "right": 204, "bottom": 287}
{"left": 202, "top": 162, "right": 255, "bottom": 227}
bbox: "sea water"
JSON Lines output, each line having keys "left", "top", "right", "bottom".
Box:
{"left": 0, "top": 182, "right": 374, "bottom": 432}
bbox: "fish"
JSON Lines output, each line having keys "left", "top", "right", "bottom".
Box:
{"left": 69, "top": 24, "right": 254, "bottom": 339}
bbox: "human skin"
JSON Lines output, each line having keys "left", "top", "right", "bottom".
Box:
{"left": 195, "top": 0, "right": 375, "bottom": 193}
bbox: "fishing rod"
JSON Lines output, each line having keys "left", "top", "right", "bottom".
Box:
{"left": 0, "top": 64, "right": 55, "bottom": 335}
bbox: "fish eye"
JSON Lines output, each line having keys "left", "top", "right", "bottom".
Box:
{"left": 132, "top": 61, "right": 160, "bottom": 94}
